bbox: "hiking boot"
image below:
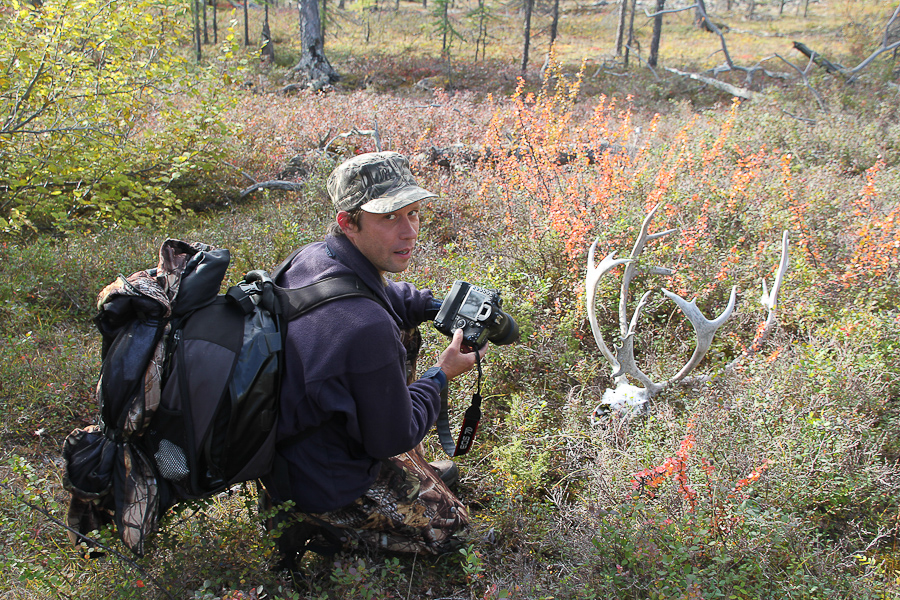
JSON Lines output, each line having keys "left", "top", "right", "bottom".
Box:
{"left": 429, "top": 459, "right": 459, "bottom": 488}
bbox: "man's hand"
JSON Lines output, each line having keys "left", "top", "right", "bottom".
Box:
{"left": 435, "top": 328, "right": 488, "bottom": 381}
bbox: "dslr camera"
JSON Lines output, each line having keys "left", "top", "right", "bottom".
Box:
{"left": 434, "top": 281, "right": 519, "bottom": 349}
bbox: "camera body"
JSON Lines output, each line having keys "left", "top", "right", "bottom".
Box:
{"left": 434, "top": 281, "right": 519, "bottom": 349}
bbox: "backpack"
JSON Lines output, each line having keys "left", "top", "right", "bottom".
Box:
{"left": 62, "top": 239, "right": 378, "bottom": 555}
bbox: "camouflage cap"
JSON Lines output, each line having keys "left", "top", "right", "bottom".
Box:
{"left": 327, "top": 151, "right": 436, "bottom": 214}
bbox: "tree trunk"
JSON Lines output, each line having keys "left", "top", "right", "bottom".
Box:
{"left": 693, "top": 0, "right": 707, "bottom": 28}
{"left": 193, "top": 0, "right": 202, "bottom": 62}
{"left": 648, "top": 0, "right": 665, "bottom": 68}
{"left": 522, "top": 0, "right": 534, "bottom": 74}
{"left": 321, "top": 0, "right": 327, "bottom": 38}
{"left": 549, "top": 0, "right": 560, "bottom": 48}
{"left": 262, "top": 3, "right": 275, "bottom": 63}
{"left": 624, "top": 0, "right": 636, "bottom": 67}
{"left": 203, "top": 0, "right": 209, "bottom": 44}
{"left": 293, "top": 0, "right": 339, "bottom": 85}
{"left": 213, "top": 0, "right": 218, "bottom": 44}
{"left": 244, "top": 0, "right": 250, "bottom": 45}
{"left": 473, "top": 0, "right": 488, "bottom": 61}
{"left": 615, "top": 0, "right": 628, "bottom": 56}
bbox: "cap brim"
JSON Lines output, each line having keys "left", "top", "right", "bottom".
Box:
{"left": 359, "top": 184, "right": 437, "bottom": 214}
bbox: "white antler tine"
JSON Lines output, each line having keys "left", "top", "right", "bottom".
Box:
{"left": 586, "top": 242, "right": 632, "bottom": 372}
{"left": 621, "top": 204, "right": 677, "bottom": 329}
{"left": 754, "top": 231, "right": 790, "bottom": 350}
{"left": 760, "top": 231, "right": 789, "bottom": 311}
{"left": 630, "top": 203, "right": 661, "bottom": 258}
{"left": 588, "top": 238, "right": 599, "bottom": 270}
{"left": 626, "top": 290, "right": 654, "bottom": 340}
{"left": 609, "top": 290, "right": 652, "bottom": 379}
{"left": 662, "top": 286, "right": 737, "bottom": 383}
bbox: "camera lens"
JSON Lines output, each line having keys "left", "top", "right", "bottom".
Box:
{"left": 487, "top": 311, "right": 519, "bottom": 346}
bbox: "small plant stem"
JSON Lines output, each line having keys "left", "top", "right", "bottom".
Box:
{"left": 0, "top": 481, "right": 178, "bottom": 600}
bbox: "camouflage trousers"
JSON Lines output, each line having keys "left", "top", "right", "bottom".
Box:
{"left": 311, "top": 448, "right": 468, "bottom": 554}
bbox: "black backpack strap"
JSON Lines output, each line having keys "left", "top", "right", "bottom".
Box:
{"left": 274, "top": 275, "right": 385, "bottom": 321}
{"left": 270, "top": 245, "right": 308, "bottom": 283}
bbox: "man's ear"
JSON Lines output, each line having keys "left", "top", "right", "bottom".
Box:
{"left": 336, "top": 211, "right": 357, "bottom": 235}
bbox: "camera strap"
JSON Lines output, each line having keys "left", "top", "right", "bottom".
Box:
{"left": 436, "top": 352, "right": 483, "bottom": 457}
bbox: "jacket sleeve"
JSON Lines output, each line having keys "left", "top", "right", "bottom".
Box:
{"left": 384, "top": 281, "right": 434, "bottom": 328}
{"left": 341, "top": 317, "right": 442, "bottom": 458}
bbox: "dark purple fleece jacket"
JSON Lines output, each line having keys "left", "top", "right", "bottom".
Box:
{"left": 264, "top": 234, "right": 441, "bottom": 513}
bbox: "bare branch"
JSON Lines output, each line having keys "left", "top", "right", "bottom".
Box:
{"left": 643, "top": 3, "right": 697, "bottom": 18}
{"left": 665, "top": 67, "right": 758, "bottom": 100}
{"left": 781, "top": 110, "right": 817, "bottom": 125}
{"left": 623, "top": 45, "right": 661, "bottom": 81}
{"left": 793, "top": 6, "right": 900, "bottom": 80}
{"left": 775, "top": 54, "right": 829, "bottom": 113}
{"left": 239, "top": 180, "right": 305, "bottom": 199}
{"left": 4, "top": 50, "right": 49, "bottom": 133}
{"left": 221, "top": 161, "right": 258, "bottom": 184}
{"left": 323, "top": 124, "right": 382, "bottom": 154}
{"left": 847, "top": 40, "right": 900, "bottom": 78}
{"left": 881, "top": 4, "right": 900, "bottom": 48}
{"left": 0, "top": 125, "right": 120, "bottom": 136}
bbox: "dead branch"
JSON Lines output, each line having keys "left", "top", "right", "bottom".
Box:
{"left": 657, "top": 1, "right": 791, "bottom": 91}
{"left": 323, "top": 124, "right": 382, "bottom": 154}
{"left": 665, "top": 67, "right": 758, "bottom": 99}
{"left": 642, "top": 3, "right": 695, "bottom": 18}
{"left": 775, "top": 54, "right": 829, "bottom": 113}
{"left": 846, "top": 40, "right": 900, "bottom": 79}
{"left": 277, "top": 83, "right": 306, "bottom": 94}
{"left": 781, "top": 111, "right": 817, "bottom": 125}
{"left": 221, "top": 161, "right": 258, "bottom": 184}
{"left": 792, "top": 41, "right": 843, "bottom": 74}
{"left": 623, "top": 44, "right": 662, "bottom": 81}
{"left": 794, "top": 5, "right": 900, "bottom": 81}
{"left": 239, "top": 180, "right": 305, "bottom": 199}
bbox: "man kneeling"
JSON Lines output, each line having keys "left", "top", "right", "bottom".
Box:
{"left": 261, "top": 152, "right": 485, "bottom": 564}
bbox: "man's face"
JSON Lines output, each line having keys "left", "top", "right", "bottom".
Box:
{"left": 339, "top": 201, "right": 421, "bottom": 275}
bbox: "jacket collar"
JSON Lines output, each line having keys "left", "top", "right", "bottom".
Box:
{"left": 324, "top": 234, "right": 401, "bottom": 324}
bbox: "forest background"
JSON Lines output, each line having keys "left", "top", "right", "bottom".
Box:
{"left": 1, "top": 0, "right": 900, "bottom": 598}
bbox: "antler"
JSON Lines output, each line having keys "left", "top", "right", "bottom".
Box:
{"left": 755, "top": 230, "right": 789, "bottom": 349}
{"left": 585, "top": 241, "right": 631, "bottom": 373}
{"left": 661, "top": 286, "right": 737, "bottom": 384}
{"left": 586, "top": 206, "right": 788, "bottom": 421}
